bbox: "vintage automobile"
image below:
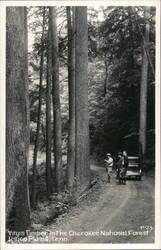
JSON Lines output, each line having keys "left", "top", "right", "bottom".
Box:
{"left": 126, "top": 156, "right": 142, "bottom": 180}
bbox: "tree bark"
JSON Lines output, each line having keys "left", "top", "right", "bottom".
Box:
{"left": 139, "top": 7, "right": 150, "bottom": 156}
{"left": 31, "top": 7, "right": 46, "bottom": 207}
{"left": 75, "top": 7, "right": 91, "bottom": 193}
{"left": 49, "top": 7, "right": 63, "bottom": 192}
{"left": 46, "top": 22, "right": 53, "bottom": 196}
{"left": 66, "top": 6, "right": 76, "bottom": 190}
{"left": 6, "top": 7, "right": 30, "bottom": 230}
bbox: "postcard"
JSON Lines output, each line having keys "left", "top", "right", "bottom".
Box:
{"left": 0, "top": 0, "right": 160, "bottom": 250}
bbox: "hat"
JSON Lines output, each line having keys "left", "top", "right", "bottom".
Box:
{"left": 107, "top": 153, "right": 111, "bottom": 156}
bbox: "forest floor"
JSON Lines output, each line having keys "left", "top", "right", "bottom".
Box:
{"left": 27, "top": 162, "right": 155, "bottom": 244}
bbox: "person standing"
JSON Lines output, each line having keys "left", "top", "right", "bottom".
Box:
{"left": 115, "top": 152, "right": 124, "bottom": 184}
{"left": 122, "top": 150, "right": 128, "bottom": 183}
{"left": 104, "top": 153, "right": 114, "bottom": 183}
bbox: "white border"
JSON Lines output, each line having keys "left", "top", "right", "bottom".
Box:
{"left": 0, "top": 0, "right": 160, "bottom": 6}
{"left": 0, "top": 0, "right": 160, "bottom": 250}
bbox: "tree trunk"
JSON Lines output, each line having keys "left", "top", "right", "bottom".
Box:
{"left": 49, "top": 7, "right": 63, "bottom": 192}
{"left": 46, "top": 22, "right": 53, "bottom": 196}
{"left": 131, "top": 7, "right": 155, "bottom": 78}
{"left": 75, "top": 7, "right": 91, "bottom": 193}
{"left": 139, "top": 7, "right": 150, "bottom": 157}
{"left": 6, "top": 7, "right": 30, "bottom": 230}
{"left": 31, "top": 7, "right": 46, "bottom": 207}
{"left": 104, "top": 58, "right": 108, "bottom": 96}
{"left": 66, "top": 7, "right": 76, "bottom": 190}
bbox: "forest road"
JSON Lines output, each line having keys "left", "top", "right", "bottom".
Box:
{"left": 48, "top": 165, "right": 155, "bottom": 244}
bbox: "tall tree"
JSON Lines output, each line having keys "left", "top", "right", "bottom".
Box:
{"left": 46, "top": 19, "right": 53, "bottom": 196}
{"left": 66, "top": 6, "right": 76, "bottom": 190}
{"left": 103, "top": 55, "right": 108, "bottom": 96}
{"left": 31, "top": 7, "right": 46, "bottom": 207}
{"left": 6, "top": 7, "right": 30, "bottom": 230}
{"left": 139, "top": 7, "right": 150, "bottom": 157}
{"left": 89, "top": 7, "right": 155, "bottom": 156}
{"left": 75, "top": 7, "right": 91, "bottom": 192}
{"left": 49, "top": 7, "right": 63, "bottom": 192}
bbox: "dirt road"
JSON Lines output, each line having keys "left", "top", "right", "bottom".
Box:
{"left": 45, "top": 165, "right": 155, "bottom": 244}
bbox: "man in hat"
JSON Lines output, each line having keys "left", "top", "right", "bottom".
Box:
{"left": 104, "top": 153, "right": 114, "bottom": 183}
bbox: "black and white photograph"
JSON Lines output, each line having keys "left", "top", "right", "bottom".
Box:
{"left": 0, "top": 0, "right": 160, "bottom": 249}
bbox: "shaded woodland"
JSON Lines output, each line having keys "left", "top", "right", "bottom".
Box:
{"left": 6, "top": 6, "right": 155, "bottom": 232}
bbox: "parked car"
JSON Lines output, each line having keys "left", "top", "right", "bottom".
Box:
{"left": 126, "top": 156, "right": 142, "bottom": 180}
